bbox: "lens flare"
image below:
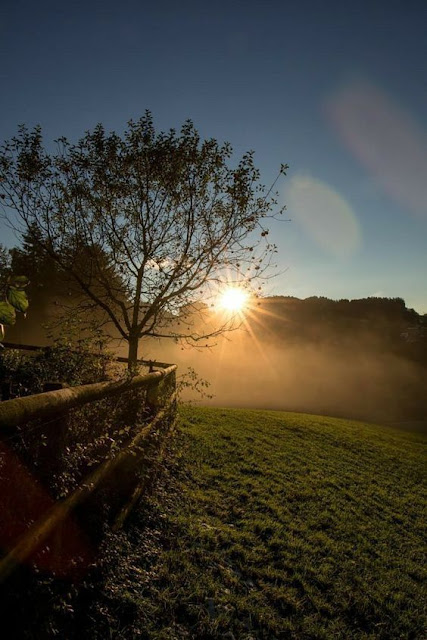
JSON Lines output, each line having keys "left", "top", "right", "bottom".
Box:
{"left": 326, "top": 81, "right": 427, "bottom": 219}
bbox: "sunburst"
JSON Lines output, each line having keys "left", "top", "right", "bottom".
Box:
{"left": 218, "top": 287, "right": 249, "bottom": 313}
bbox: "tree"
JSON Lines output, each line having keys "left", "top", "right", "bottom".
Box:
{"left": 0, "top": 244, "right": 11, "bottom": 292}
{"left": 10, "top": 224, "right": 60, "bottom": 294}
{"left": 9, "top": 225, "right": 123, "bottom": 341}
{"left": 0, "top": 112, "right": 287, "bottom": 368}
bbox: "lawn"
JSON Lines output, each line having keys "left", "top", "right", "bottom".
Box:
{"left": 82, "top": 406, "right": 426, "bottom": 639}
{"left": 4, "top": 406, "right": 426, "bottom": 639}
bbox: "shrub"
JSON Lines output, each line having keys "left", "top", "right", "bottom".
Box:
{"left": 0, "top": 335, "right": 117, "bottom": 397}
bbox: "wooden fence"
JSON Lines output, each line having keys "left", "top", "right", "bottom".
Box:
{"left": 0, "top": 351, "right": 177, "bottom": 582}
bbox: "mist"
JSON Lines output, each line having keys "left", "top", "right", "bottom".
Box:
{"left": 6, "top": 295, "right": 426, "bottom": 425}
{"left": 167, "top": 335, "right": 423, "bottom": 423}
{"left": 149, "top": 295, "right": 427, "bottom": 425}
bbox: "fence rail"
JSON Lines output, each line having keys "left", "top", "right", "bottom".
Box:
{"left": 0, "top": 364, "right": 176, "bottom": 433}
{"left": 0, "top": 355, "right": 177, "bottom": 583}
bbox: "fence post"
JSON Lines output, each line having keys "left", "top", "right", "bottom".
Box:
{"left": 167, "top": 368, "right": 177, "bottom": 416}
{"left": 146, "top": 380, "right": 164, "bottom": 416}
{"left": 146, "top": 369, "right": 176, "bottom": 419}
{"left": 39, "top": 382, "right": 69, "bottom": 486}
{"left": 1, "top": 380, "right": 12, "bottom": 401}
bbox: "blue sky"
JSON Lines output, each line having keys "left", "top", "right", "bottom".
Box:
{"left": 1, "top": 0, "right": 426, "bottom": 312}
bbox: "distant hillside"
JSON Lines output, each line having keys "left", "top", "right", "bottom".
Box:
{"left": 253, "top": 295, "right": 427, "bottom": 365}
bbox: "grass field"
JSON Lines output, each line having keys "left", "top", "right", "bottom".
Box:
{"left": 79, "top": 406, "right": 426, "bottom": 639}
{"left": 6, "top": 406, "right": 425, "bottom": 639}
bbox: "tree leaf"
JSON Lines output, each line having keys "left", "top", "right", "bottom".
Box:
{"left": 7, "top": 288, "right": 29, "bottom": 313}
{"left": 0, "top": 301, "right": 16, "bottom": 325}
{"left": 10, "top": 275, "right": 30, "bottom": 289}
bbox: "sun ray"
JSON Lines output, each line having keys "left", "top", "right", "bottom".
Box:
{"left": 239, "top": 313, "right": 280, "bottom": 379}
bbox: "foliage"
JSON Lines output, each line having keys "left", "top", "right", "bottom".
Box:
{"left": 0, "top": 247, "right": 29, "bottom": 340}
{"left": 0, "top": 114, "right": 287, "bottom": 366}
{"left": 9, "top": 224, "right": 69, "bottom": 328}
{"left": 0, "top": 244, "right": 11, "bottom": 290}
{"left": 0, "top": 329, "right": 116, "bottom": 396}
{"left": 177, "top": 366, "right": 214, "bottom": 402}
{"left": 10, "top": 225, "right": 61, "bottom": 293}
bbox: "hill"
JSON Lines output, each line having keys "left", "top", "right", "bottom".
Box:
{"left": 253, "top": 295, "right": 427, "bottom": 362}
{"left": 26, "top": 406, "right": 424, "bottom": 639}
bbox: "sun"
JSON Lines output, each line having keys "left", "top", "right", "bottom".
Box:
{"left": 218, "top": 287, "right": 249, "bottom": 313}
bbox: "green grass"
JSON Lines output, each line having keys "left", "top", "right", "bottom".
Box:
{"left": 13, "top": 406, "right": 424, "bottom": 639}
{"left": 83, "top": 406, "right": 426, "bottom": 639}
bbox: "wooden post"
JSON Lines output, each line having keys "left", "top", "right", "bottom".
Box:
{"left": 40, "top": 382, "right": 69, "bottom": 487}
{"left": 146, "top": 379, "right": 164, "bottom": 416}
{"left": 1, "top": 380, "right": 12, "bottom": 401}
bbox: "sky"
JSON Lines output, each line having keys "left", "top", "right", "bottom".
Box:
{"left": 1, "top": 0, "right": 426, "bottom": 313}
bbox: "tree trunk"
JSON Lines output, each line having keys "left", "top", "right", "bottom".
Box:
{"left": 127, "top": 335, "right": 139, "bottom": 371}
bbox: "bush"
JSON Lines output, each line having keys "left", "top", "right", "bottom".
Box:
{"left": 0, "top": 335, "right": 117, "bottom": 397}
